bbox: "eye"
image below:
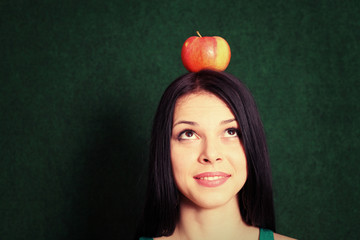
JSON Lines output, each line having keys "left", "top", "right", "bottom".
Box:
{"left": 178, "top": 130, "right": 199, "bottom": 140}
{"left": 224, "top": 128, "right": 240, "bottom": 138}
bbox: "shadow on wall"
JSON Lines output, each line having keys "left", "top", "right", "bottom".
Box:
{"left": 68, "top": 107, "right": 149, "bottom": 240}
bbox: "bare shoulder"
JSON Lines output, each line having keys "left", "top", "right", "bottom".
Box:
{"left": 274, "top": 232, "right": 297, "bottom": 240}
{"left": 154, "top": 236, "right": 171, "bottom": 240}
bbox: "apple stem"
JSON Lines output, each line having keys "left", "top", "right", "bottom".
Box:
{"left": 196, "top": 31, "right": 202, "bottom": 38}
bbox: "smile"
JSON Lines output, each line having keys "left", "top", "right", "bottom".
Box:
{"left": 193, "top": 172, "right": 231, "bottom": 187}
{"left": 197, "top": 176, "right": 226, "bottom": 180}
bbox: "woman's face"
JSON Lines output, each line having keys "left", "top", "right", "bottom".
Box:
{"left": 170, "top": 91, "right": 247, "bottom": 209}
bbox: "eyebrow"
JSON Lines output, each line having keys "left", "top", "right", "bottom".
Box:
{"left": 221, "top": 118, "right": 236, "bottom": 125}
{"left": 173, "top": 120, "right": 198, "bottom": 127}
{"left": 173, "top": 118, "right": 236, "bottom": 127}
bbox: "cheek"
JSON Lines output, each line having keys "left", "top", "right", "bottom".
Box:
{"left": 170, "top": 143, "right": 188, "bottom": 184}
{"left": 170, "top": 142, "right": 199, "bottom": 188}
{"left": 228, "top": 144, "right": 248, "bottom": 176}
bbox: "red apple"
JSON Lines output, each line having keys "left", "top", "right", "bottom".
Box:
{"left": 181, "top": 31, "right": 231, "bottom": 72}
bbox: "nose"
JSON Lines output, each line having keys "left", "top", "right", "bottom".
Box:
{"left": 198, "top": 138, "right": 222, "bottom": 164}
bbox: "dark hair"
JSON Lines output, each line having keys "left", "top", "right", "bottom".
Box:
{"left": 135, "top": 70, "right": 275, "bottom": 239}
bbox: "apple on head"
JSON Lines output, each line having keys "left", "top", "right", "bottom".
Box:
{"left": 181, "top": 31, "right": 231, "bottom": 72}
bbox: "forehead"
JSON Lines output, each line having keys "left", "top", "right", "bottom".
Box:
{"left": 173, "top": 91, "right": 235, "bottom": 121}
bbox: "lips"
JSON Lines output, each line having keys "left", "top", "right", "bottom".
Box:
{"left": 193, "top": 172, "right": 231, "bottom": 187}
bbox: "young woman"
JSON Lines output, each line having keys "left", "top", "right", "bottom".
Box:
{"left": 135, "top": 70, "right": 295, "bottom": 240}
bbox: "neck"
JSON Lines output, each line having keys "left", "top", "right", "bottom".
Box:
{"left": 172, "top": 196, "right": 258, "bottom": 240}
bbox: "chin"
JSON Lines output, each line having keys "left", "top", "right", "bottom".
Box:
{"left": 182, "top": 192, "right": 239, "bottom": 210}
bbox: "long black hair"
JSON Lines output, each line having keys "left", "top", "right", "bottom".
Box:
{"left": 135, "top": 70, "right": 275, "bottom": 239}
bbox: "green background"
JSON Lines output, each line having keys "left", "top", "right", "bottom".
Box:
{"left": 1, "top": 1, "right": 359, "bottom": 239}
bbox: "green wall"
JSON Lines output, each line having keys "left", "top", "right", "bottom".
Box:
{"left": 1, "top": 1, "right": 359, "bottom": 239}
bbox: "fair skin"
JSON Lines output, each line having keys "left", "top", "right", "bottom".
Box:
{"left": 155, "top": 91, "right": 295, "bottom": 240}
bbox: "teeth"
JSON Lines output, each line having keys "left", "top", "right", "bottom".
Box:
{"left": 200, "top": 176, "right": 225, "bottom": 180}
